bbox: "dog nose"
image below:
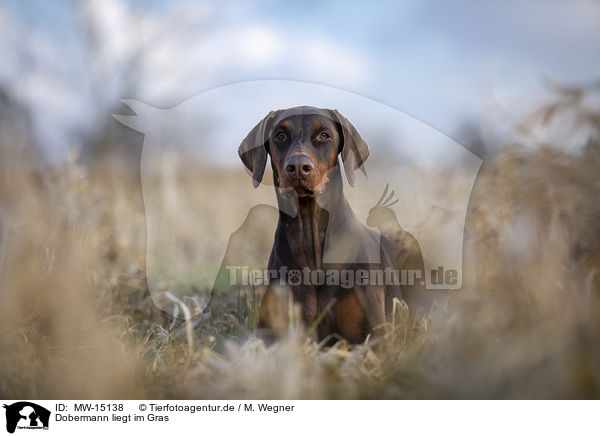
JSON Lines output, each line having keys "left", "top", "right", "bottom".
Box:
{"left": 285, "top": 155, "right": 314, "bottom": 178}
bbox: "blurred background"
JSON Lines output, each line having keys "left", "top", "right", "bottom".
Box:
{"left": 2, "top": 0, "right": 599, "bottom": 161}
{"left": 1, "top": 0, "right": 599, "bottom": 399}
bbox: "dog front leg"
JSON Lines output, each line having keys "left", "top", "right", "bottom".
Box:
{"left": 358, "top": 284, "right": 386, "bottom": 334}
{"left": 257, "top": 284, "right": 292, "bottom": 342}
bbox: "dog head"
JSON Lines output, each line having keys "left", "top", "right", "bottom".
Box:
{"left": 238, "top": 106, "right": 370, "bottom": 197}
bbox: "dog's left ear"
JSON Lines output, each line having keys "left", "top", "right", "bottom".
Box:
{"left": 328, "top": 109, "right": 370, "bottom": 187}
{"left": 238, "top": 111, "right": 280, "bottom": 188}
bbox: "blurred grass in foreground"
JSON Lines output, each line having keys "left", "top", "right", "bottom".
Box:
{"left": 1, "top": 84, "right": 599, "bottom": 399}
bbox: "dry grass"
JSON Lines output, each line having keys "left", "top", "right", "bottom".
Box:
{"left": 1, "top": 89, "right": 600, "bottom": 399}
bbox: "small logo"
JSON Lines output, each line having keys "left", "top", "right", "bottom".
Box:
{"left": 3, "top": 402, "right": 50, "bottom": 434}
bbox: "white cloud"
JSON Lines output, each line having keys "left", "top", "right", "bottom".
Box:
{"left": 0, "top": 0, "right": 372, "bottom": 158}
{"left": 237, "top": 26, "right": 284, "bottom": 65}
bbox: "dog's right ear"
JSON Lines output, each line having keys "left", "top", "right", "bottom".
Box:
{"left": 238, "top": 111, "right": 279, "bottom": 188}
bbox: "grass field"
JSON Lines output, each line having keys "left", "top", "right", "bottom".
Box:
{"left": 1, "top": 96, "right": 600, "bottom": 399}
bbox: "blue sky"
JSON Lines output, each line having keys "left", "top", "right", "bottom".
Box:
{"left": 1, "top": 0, "right": 599, "bottom": 158}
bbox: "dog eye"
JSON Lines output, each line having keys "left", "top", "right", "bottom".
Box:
{"left": 317, "top": 132, "right": 330, "bottom": 141}
{"left": 274, "top": 132, "right": 287, "bottom": 141}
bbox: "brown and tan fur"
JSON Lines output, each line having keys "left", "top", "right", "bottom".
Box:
{"left": 238, "top": 106, "right": 426, "bottom": 343}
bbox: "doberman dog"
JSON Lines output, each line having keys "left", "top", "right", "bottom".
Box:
{"left": 238, "top": 106, "right": 426, "bottom": 343}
